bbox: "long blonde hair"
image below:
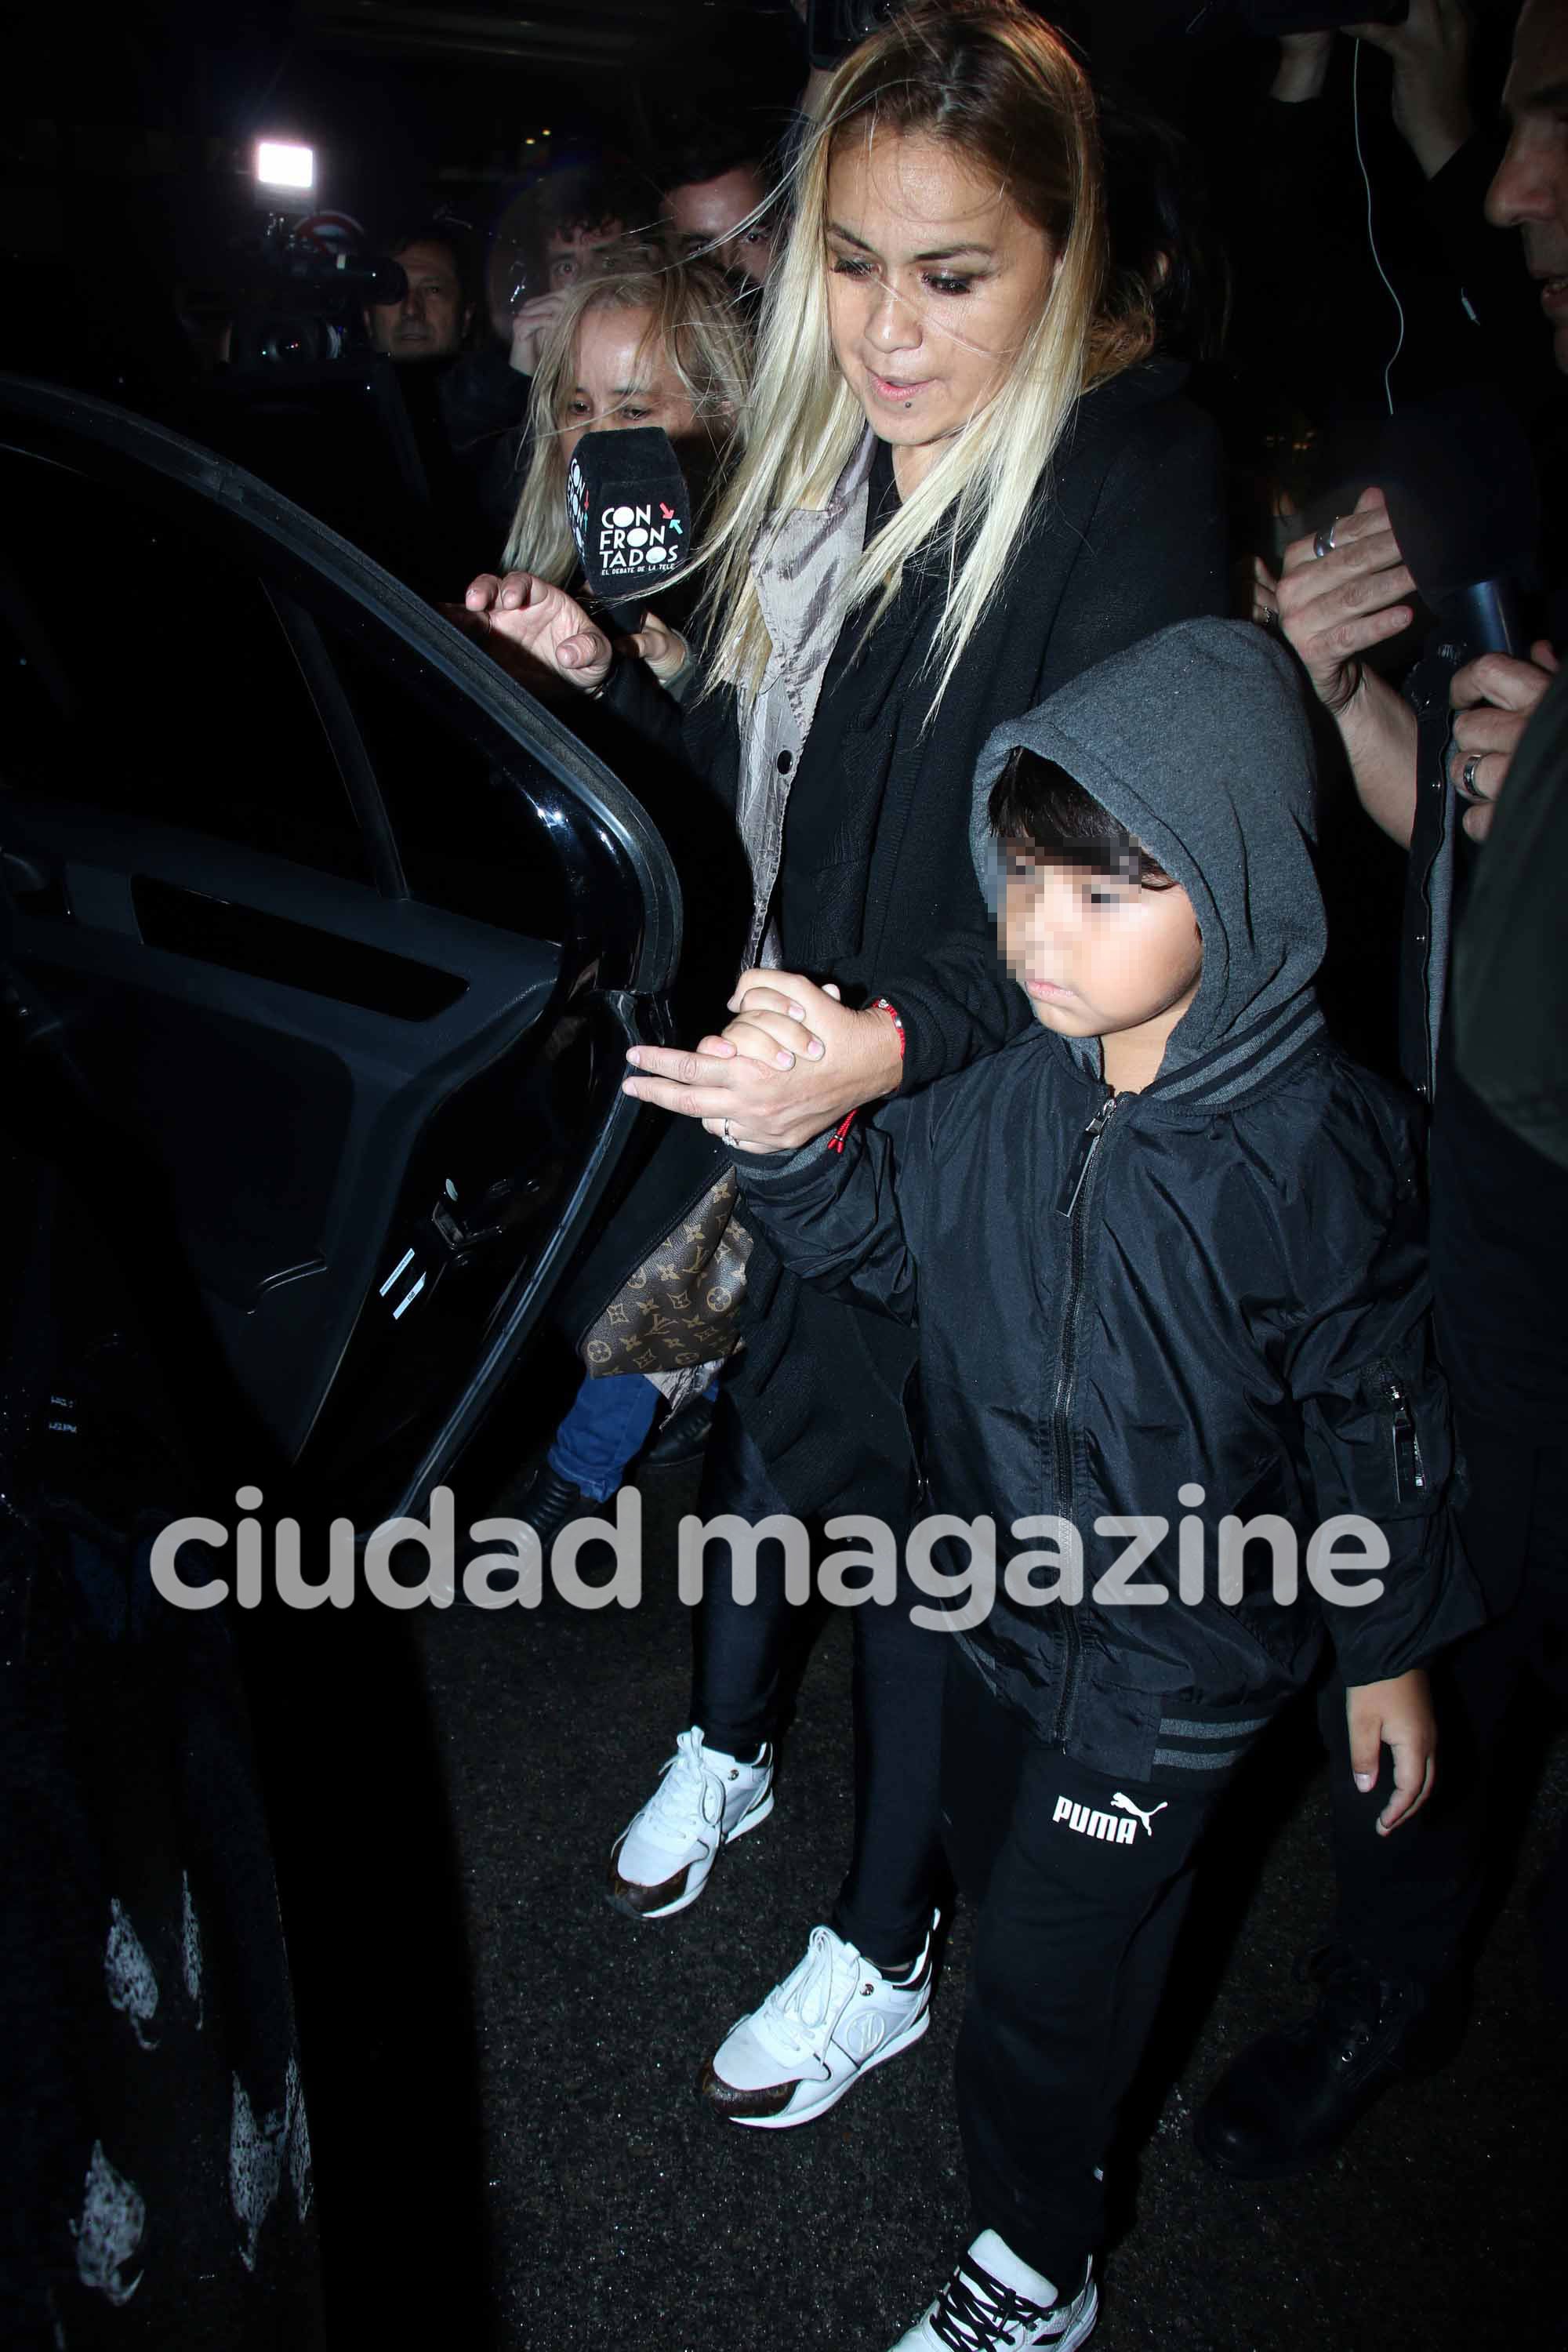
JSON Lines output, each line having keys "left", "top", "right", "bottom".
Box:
{"left": 499, "top": 254, "right": 753, "bottom": 579}
{"left": 696, "top": 0, "right": 1154, "bottom": 713}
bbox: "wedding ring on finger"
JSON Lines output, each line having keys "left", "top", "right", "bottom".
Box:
{"left": 722, "top": 1117, "right": 737, "bottom": 1146}
{"left": 1457, "top": 754, "right": 1490, "bottom": 805}
{"left": 1312, "top": 521, "right": 1338, "bottom": 560}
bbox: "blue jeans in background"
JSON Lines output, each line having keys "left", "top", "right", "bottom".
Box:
{"left": 546, "top": 1372, "right": 661, "bottom": 1503}
{"left": 546, "top": 1370, "right": 718, "bottom": 1504}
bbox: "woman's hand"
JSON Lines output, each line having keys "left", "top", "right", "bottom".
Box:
{"left": 622, "top": 976, "right": 904, "bottom": 1153}
{"left": 614, "top": 608, "right": 691, "bottom": 686}
{"left": 1448, "top": 640, "right": 1559, "bottom": 842}
{"left": 462, "top": 571, "right": 613, "bottom": 694}
{"left": 1276, "top": 488, "right": 1416, "bottom": 714}
{"left": 1345, "top": 1670, "right": 1436, "bottom": 1835}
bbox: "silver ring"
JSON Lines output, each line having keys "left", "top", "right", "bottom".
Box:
{"left": 1458, "top": 754, "right": 1489, "bottom": 804}
{"left": 1312, "top": 522, "right": 1337, "bottom": 560}
{"left": 722, "top": 1117, "right": 736, "bottom": 1145}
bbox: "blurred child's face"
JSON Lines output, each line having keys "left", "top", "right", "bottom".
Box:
{"left": 1000, "top": 844, "right": 1203, "bottom": 1074}
{"left": 558, "top": 306, "right": 704, "bottom": 464}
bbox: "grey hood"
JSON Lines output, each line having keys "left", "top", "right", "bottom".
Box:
{"left": 971, "top": 618, "right": 1326, "bottom": 1102}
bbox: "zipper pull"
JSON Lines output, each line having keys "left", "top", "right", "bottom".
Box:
{"left": 1383, "top": 1377, "right": 1425, "bottom": 1501}
{"left": 1057, "top": 1094, "right": 1119, "bottom": 1219}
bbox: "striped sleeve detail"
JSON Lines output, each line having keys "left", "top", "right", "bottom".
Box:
{"left": 1157, "top": 1715, "right": 1272, "bottom": 1740}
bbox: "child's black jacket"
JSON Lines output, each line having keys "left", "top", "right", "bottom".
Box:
{"left": 738, "top": 622, "right": 1481, "bottom": 1790}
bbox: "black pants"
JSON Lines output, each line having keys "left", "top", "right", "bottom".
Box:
{"left": 688, "top": 1395, "right": 947, "bottom": 1971}
{"left": 942, "top": 1654, "right": 1220, "bottom": 2290}
{"left": 1327, "top": 1425, "right": 1568, "bottom": 1987}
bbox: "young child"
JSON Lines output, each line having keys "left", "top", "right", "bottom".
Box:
{"left": 734, "top": 619, "right": 1479, "bottom": 2351}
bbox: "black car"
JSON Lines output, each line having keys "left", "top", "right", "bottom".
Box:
{"left": 0, "top": 372, "right": 684, "bottom": 2345}
{"left": 0, "top": 369, "right": 683, "bottom": 1533}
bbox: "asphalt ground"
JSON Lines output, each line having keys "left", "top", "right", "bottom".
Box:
{"left": 264, "top": 1428, "right": 1565, "bottom": 2352}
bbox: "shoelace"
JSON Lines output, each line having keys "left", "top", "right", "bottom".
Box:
{"left": 927, "top": 2257, "right": 1060, "bottom": 2352}
{"left": 637, "top": 1730, "right": 724, "bottom": 1853}
{"left": 755, "top": 1926, "right": 864, "bottom": 2063}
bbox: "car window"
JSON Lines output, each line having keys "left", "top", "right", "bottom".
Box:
{"left": 0, "top": 445, "right": 370, "bottom": 884}
{"left": 319, "top": 617, "right": 570, "bottom": 945}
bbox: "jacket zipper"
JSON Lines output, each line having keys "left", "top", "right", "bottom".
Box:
{"left": 1382, "top": 1374, "right": 1426, "bottom": 1503}
{"left": 1049, "top": 1091, "right": 1121, "bottom": 1744}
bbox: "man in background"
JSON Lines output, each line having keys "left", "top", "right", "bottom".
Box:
{"left": 660, "top": 126, "right": 779, "bottom": 286}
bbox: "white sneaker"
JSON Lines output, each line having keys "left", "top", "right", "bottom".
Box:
{"left": 700, "top": 1911, "right": 938, "bottom": 2128}
{"left": 887, "top": 2236, "right": 1098, "bottom": 2352}
{"left": 607, "top": 1726, "right": 773, "bottom": 1919}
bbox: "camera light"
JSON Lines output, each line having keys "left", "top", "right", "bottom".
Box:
{"left": 257, "top": 140, "right": 314, "bottom": 193}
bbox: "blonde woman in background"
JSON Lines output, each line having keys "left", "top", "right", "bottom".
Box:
{"left": 498, "top": 252, "right": 750, "bottom": 648}
{"left": 492, "top": 253, "right": 757, "bottom": 1541}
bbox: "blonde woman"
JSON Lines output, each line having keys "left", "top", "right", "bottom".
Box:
{"left": 497, "top": 252, "right": 750, "bottom": 614}
{"left": 495, "top": 255, "right": 755, "bottom": 1537}
{"left": 466, "top": 0, "right": 1226, "bottom": 2206}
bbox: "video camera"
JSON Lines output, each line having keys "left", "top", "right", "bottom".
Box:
{"left": 227, "top": 141, "right": 408, "bottom": 370}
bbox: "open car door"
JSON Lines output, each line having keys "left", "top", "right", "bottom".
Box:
{"left": 0, "top": 373, "right": 682, "bottom": 1530}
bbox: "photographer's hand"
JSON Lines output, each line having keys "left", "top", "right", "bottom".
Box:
{"left": 1277, "top": 487, "right": 1415, "bottom": 710}
{"left": 509, "top": 292, "right": 568, "bottom": 376}
{"left": 1347, "top": 0, "right": 1474, "bottom": 181}
{"left": 1271, "top": 29, "right": 1334, "bottom": 104}
{"left": 1448, "top": 640, "right": 1559, "bottom": 842}
{"left": 1276, "top": 488, "right": 1421, "bottom": 846}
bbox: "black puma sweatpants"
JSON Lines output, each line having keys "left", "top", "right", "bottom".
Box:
{"left": 942, "top": 1653, "right": 1225, "bottom": 2292}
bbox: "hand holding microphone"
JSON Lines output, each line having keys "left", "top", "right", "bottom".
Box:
{"left": 615, "top": 607, "right": 691, "bottom": 685}
{"left": 1447, "top": 640, "right": 1559, "bottom": 841}
{"left": 460, "top": 427, "right": 699, "bottom": 698}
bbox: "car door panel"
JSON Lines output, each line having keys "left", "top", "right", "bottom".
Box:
{"left": 0, "top": 375, "right": 682, "bottom": 1520}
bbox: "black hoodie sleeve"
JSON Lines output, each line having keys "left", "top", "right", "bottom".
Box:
{"left": 1278, "top": 1081, "right": 1483, "bottom": 1685}
{"left": 736, "top": 1100, "right": 927, "bottom": 1328}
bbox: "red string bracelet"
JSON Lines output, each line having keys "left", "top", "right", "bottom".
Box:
{"left": 828, "top": 998, "right": 905, "bottom": 1153}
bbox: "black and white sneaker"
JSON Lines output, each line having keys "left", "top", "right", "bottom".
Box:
{"left": 607, "top": 1726, "right": 773, "bottom": 1918}
{"left": 887, "top": 2234, "right": 1097, "bottom": 2352}
{"left": 700, "top": 1912, "right": 936, "bottom": 2127}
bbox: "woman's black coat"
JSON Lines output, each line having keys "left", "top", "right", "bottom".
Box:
{"left": 566, "top": 359, "right": 1229, "bottom": 1515}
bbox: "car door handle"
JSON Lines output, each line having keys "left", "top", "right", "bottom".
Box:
{"left": 377, "top": 1173, "right": 553, "bottom": 1322}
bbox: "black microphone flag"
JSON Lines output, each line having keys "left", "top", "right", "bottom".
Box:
{"left": 566, "top": 426, "right": 694, "bottom": 606}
